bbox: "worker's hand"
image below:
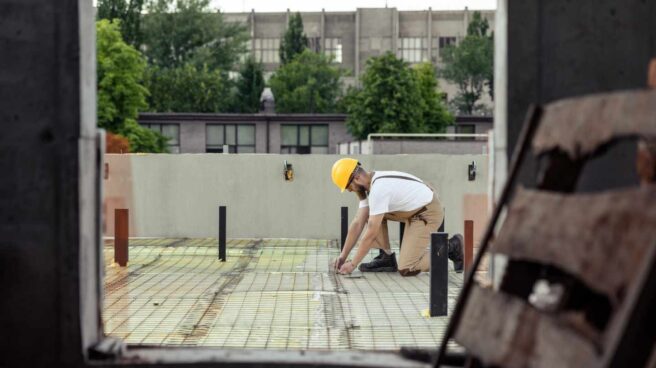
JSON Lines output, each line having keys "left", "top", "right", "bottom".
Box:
{"left": 339, "top": 260, "right": 356, "bottom": 275}
{"left": 333, "top": 254, "right": 346, "bottom": 271}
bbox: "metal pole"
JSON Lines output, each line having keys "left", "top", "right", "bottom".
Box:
{"left": 114, "top": 209, "right": 128, "bottom": 267}
{"left": 430, "top": 232, "right": 448, "bottom": 317}
{"left": 464, "top": 220, "right": 474, "bottom": 275}
{"left": 399, "top": 222, "right": 405, "bottom": 250}
{"left": 340, "top": 206, "right": 348, "bottom": 251}
{"left": 219, "top": 206, "right": 226, "bottom": 261}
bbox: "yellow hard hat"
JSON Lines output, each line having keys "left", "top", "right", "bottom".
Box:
{"left": 331, "top": 158, "right": 359, "bottom": 192}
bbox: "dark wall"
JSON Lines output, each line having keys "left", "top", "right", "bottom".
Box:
{"left": 0, "top": 1, "right": 99, "bottom": 367}
{"left": 504, "top": 0, "right": 656, "bottom": 187}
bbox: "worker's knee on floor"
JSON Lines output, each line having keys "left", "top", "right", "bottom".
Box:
{"left": 398, "top": 268, "right": 421, "bottom": 277}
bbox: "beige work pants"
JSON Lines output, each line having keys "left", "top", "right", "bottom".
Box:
{"left": 371, "top": 193, "right": 444, "bottom": 276}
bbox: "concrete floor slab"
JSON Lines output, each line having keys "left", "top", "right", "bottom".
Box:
{"left": 103, "top": 238, "right": 463, "bottom": 350}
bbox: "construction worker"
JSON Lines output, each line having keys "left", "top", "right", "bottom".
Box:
{"left": 331, "top": 158, "right": 463, "bottom": 276}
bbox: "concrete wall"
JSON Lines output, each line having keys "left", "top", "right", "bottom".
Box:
{"left": 498, "top": 0, "right": 656, "bottom": 191}
{"left": 326, "top": 12, "right": 357, "bottom": 74}
{"left": 0, "top": 0, "right": 101, "bottom": 366}
{"left": 337, "top": 140, "right": 488, "bottom": 154}
{"left": 370, "top": 140, "right": 488, "bottom": 154}
{"left": 103, "top": 154, "right": 488, "bottom": 241}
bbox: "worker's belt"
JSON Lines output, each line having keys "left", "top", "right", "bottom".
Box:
{"left": 409, "top": 206, "right": 429, "bottom": 226}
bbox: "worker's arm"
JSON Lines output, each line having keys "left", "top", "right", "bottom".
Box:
{"left": 334, "top": 206, "right": 369, "bottom": 270}
{"left": 339, "top": 213, "right": 384, "bottom": 274}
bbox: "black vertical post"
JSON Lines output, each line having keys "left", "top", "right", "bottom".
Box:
{"left": 219, "top": 205, "right": 226, "bottom": 261}
{"left": 340, "top": 206, "right": 348, "bottom": 251}
{"left": 430, "top": 232, "right": 448, "bottom": 317}
{"left": 399, "top": 222, "right": 405, "bottom": 250}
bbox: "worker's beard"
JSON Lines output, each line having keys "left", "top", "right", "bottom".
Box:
{"left": 353, "top": 184, "right": 368, "bottom": 200}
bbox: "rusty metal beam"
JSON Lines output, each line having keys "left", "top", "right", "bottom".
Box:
{"left": 114, "top": 209, "right": 128, "bottom": 267}
{"left": 464, "top": 220, "right": 473, "bottom": 275}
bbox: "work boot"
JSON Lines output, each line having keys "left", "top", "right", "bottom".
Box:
{"left": 358, "top": 251, "right": 398, "bottom": 272}
{"left": 448, "top": 234, "right": 464, "bottom": 273}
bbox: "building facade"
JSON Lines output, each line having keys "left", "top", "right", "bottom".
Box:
{"left": 138, "top": 113, "right": 491, "bottom": 154}
{"left": 139, "top": 113, "right": 352, "bottom": 154}
{"left": 223, "top": 8, "right": 495, "bottom": 106}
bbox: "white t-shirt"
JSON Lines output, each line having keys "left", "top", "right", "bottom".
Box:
{"left": 359, "top": 171, "right": 434, "bottom": 215}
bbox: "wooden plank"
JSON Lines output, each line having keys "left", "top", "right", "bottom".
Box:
{"left": 454, "top": 286, "right": 598, "bottom": 368}
{"left": 533, "top": 89, "right": 656, "bottom": 158}
{"left": 600, "top": 242, "right": 656, "bottom": 367}
{"left": 493, "top": 187, "right": 656, "bottom": 301}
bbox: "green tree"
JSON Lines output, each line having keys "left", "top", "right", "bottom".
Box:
{"left": 97, "top": 0, "right": 145, "bottom": 48}
{"left": 234, "top": 56, "right": 265, "bottom": 113}
{"left": 344, "top": 52, "right": 424, "bottom": 139}
{"left": 467, "top": 12, "right": 494, "bottom": 101}
{"left": 413, "top": 62, "right": 454, "bottom": 132}
{"left": 279, "top": 12, "right": 308, "bottom": 65}
{"left": 145, "top": 63, "right": 232, "bottom": 112}
{"left": 97, "top": 19, "right": 167, "bottom": 152}
{"left": 142, "top": 0, "right": 248, "bottom": 70}
{"left": 269, "top": 50, "right": 344, "bottom": 113}
{"left": 467, "top": 11, "right": 490, "bottom": 37}
{"left": 440, "top": 11, "right": 493, "bottom": 114}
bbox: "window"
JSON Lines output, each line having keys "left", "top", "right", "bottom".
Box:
{"left": 142, "top": 123, "right": 180, "bottom": 153}
{"left": 439, "top": 36, "right": 457, "bottom": 49}
{"left": 206, "top": 124, "right": 256, "bottom": 153}
{"left": 456, "top": 124, "right": 476, "bottom": 134}
{"left": 325, "top": 38, "right": 342, "bottom": 63}
{"left": 281, "top": 124, "right": 329, "bottom": 154}
{"left": 253, "top": 38, "right": 280, "bottom": 64}
{"left": 397, "top": 37, "right": 427, "bottom": 63}
{"left": 456, "top": 123, "right": 476, "bottom": 140}
{"left": 308, "top": 37, "right": 321, "bottom": 52}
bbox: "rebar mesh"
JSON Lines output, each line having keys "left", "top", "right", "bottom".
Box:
{"left": 103, "top": 238, "right": 463, "bottom": 350}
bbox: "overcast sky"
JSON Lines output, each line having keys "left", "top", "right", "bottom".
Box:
{"left": 210, "top": 0, "right": 496, "bottom": 13}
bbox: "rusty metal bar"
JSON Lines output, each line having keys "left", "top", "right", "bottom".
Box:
{"left": 430, "top": 232, "right": 448, "bottom": 317}
{"left": 434, "top": 104, "right": 543, "bottom": 367}
{"left": 114, "top": 208, "right": 128, "bottom": 267}
{"left": 464, "top": 220, "right": 474, "bottom": 274}
{"left": 219, "top": 206, "right": 226, "bottom": 261}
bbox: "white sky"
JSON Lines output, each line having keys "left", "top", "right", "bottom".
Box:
{"left": 210, "top": 0, "right": 496, "bottom": 13}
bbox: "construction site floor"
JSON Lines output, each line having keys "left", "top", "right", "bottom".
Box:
{"left": 103, "top": 238, "right": 463, "bottom": 351}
